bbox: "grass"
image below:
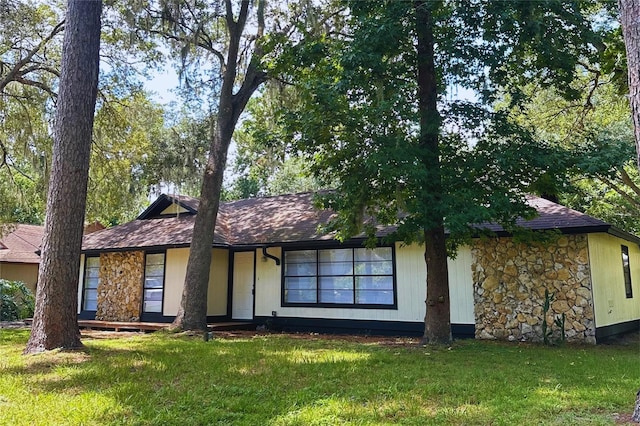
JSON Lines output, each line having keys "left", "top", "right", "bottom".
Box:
{"left": 0, "top": 329, "right": 638, "bottom": 425}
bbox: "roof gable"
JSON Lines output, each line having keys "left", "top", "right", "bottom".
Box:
{"left": 137, "top": 194, "right": 199, "bottom": 219}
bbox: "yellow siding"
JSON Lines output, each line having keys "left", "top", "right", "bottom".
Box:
{"left": 163, "top": 248, "right": 189, "bottom": 316}
{"left": 254, "top": 243, "right": 474, "bottom": 324}
{"left": 588, "top": 233, "right": 640, "bottom": 327}
{"left": 77, "top": 254, "right": 85, "bottom": 314}
{"left": 448, "top": 247, "right": 475, "bottom": 324}
{"left": 0, "top": 262, "right": 39, "bottom": 294}
{"left": 160, "top": 204, "right": 189, "bottom": 215}
{"left": 255, "top": 248, "right": 281, "bottom": 317}
{"left": 207, "top": 248, "right": 228, "bottom": 316}
{"left": 163, "top": 247, "right": 229, "bottom": 316}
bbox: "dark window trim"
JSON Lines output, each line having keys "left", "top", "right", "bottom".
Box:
{"left": 621, "top": 245, "right": 633, "bottom": 299}
{"left": 281, "top": 244, "right": 398, "bottom": 310}
{"left": 142, "top": 251, "right": 167, "bottom": 317}
{"left": 80, "top": 254, "right": 100, "bottom": 313}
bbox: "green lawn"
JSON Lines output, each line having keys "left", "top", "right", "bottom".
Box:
{"left": 0, "top": 329, "right": 638, "bottom": 425}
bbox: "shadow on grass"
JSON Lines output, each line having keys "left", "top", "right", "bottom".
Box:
{"left": 1, "top": 331, "right": 639, "bottom": 425}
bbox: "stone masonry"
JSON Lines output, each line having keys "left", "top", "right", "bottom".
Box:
{"left": 472, "top": 235, "right": 596, "bottom": 344}
{"left": 96, "top": 251, "right": 144, "bottom": 322}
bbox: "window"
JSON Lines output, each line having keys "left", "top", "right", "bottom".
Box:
{"left": 82, "top": 256, "right": 100, "bottom": 311}
{"left": 622, "top": 245, "right": 633, "bottom": 299}
{"left": 143, "top": 253, "right": 165, "bottom": 313}
{"left": 283, "top": 247, "right": 395, "bottom": 307}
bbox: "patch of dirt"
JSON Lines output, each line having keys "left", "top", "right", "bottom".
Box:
{"left": 614, "top": 412, "right": 639, "bottom": 425}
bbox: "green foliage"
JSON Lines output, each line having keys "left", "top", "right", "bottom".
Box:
{"left": 542, "top": 289, "right": 566, "bottom": 346}
{"left": 514, "top": 52, "right": 640, "bottom": 233}
{"left": 275, "top": 0, "right": 599, "bottom": 254}
{"left": 0, "top": 331, "right": 638, "bottom": 425}
{"left": 0, "top": 280, "right": 34, "bottom": 321}
{"left": 226, "top": 83, "right": 326, "bottom": 199}
{"left": 0, "top": 1, "right": 204, "bottom": 225}
{"left": 542, "top": 289, "right": 554, "bottom": 345}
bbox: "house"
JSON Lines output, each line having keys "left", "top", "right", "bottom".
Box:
{"left": 78, "top": 192, "right": 640, "bottom": 343}
{"left": 0, "top": 224, "right": 44, "bottom": 293}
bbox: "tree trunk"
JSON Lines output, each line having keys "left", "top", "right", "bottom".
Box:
{"left": 24, "top": 0, "right": 102, "bottom": 354}
{"left": 619, "top": 0, "right": 640, "bottom": 171}
{"left": 415, "top": 0, "right": 452, "bottom": 344}
{"left": 171, "top": 118, "right": 230, "bottom": 331}
{"left": 172, "top": 0, "right": 266, "bottom": 331}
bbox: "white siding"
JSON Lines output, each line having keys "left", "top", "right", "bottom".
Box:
{"left": 254, "top": 243, "right": 474, "bottom": 325}
{"left": 588, "top": 233, "right": 640, "bottom": 327}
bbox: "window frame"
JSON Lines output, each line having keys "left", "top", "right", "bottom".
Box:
{"left": 621, "top": 245, "right": 633, "bottom": 299}
{"left": 281, "top": 245, "right": 397, "bottom": 309}
{"left": 142, "top": 251, "right": 166, "bottom": 315}
{"left": 81, "top": 255, "right": 100, "bottom": 312}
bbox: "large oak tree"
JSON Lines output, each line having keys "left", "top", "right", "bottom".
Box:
{"left": 278, "top": 0, "right": 599, "bottom": 343}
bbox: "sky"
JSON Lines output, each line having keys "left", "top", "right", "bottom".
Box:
{"left": 146, "top": 68, "right": 180, "bottom": 105}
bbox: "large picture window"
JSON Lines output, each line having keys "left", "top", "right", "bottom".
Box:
{"left": 621, "top": 245, "right": 633, "bottom": 299}
{"left": 143, "top": 253, "right": 165, "bottom": 313}
{"left": 283, "top": 247, "right": 395, "bottom": 307}
{"left": 82, "top": 256, "right": 100, "bottom": 311}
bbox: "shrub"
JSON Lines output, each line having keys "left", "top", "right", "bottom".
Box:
{"left": 0, "top": 279, "right": 35, "bottom": 321}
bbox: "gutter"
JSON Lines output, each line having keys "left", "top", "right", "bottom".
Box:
{"left": 261, "top": 246, "right": 281, "bottom": 266}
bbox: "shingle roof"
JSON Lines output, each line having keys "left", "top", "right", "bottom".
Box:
{"left": 478, "top": 195, "right": 610, "bottom": 233}
{"left": 81, "top": 192, "right": 635, "bottom": 252}
{"left": 220, "top": 192, "right": 336, "bottom": 246}
{"left": 0, "top": 224, "right": 44, "bottom": 264}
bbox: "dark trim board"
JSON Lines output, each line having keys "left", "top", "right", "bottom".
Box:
{"left": 78, "top": 310, "right": 96, "bottom": 320}
{"left": 137, "top": 315, "right": 230, "bottom": 323}
{"left": 596, "top": 319, "right": 640, "bottom": 341}
{"left": 78, "top": 313, "right": 231, "bottom": 324}
{"left": 207, "top": 315, "right": 230, "bottom": 323}
{"left": 254, "top": 316, "right": 475, "bottom": 339}
{"left": 140, "top": 312, "right": 173, "bottom": 323}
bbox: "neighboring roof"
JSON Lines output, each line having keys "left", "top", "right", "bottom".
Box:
{"left": 84, "top": 221, "right": 106, "bottom": 234}
{"left": 0, "top": 224, "right": 44, "bottom": 264}
{"left": 81, "top": 192, "right": 640, "bottom": 252}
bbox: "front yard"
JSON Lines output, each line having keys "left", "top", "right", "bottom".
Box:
{"left": 0, "top": 328, "right": 638, "bottom": 425}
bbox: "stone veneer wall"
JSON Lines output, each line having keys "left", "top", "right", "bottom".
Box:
{"left": 96, "top": 251, "right": 144, "bottom": 321}
{"left": 472, "top": 235, "right": 596, "bottom": 344}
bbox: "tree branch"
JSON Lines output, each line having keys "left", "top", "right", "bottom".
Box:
{"left": 599, "top": 175, "right": 640, "bottom": 209}
{"left": 620, "top": 167, "right": 640, "bottom": 198}
{"left": 13, "top": 76, "right": 57, "bottom": 98}
{"left": 0, "top": 20, "right": 64, "bottom": 93}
